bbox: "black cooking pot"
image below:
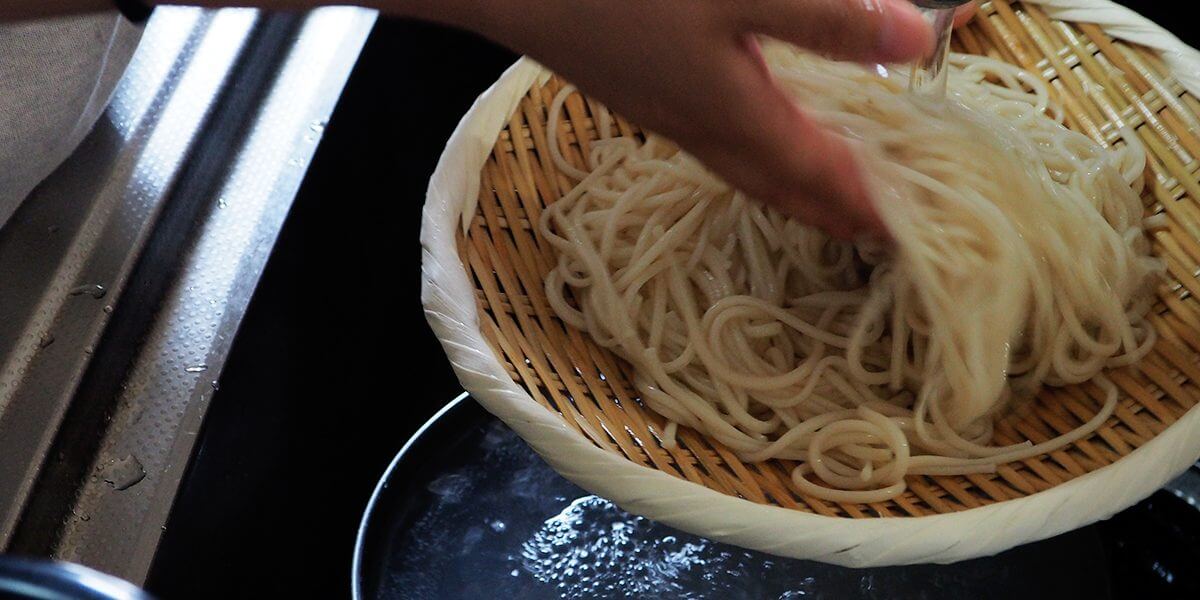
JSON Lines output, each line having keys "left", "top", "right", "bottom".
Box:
{"left": 353, "top": 394, "right": 1200, "bottom": 600}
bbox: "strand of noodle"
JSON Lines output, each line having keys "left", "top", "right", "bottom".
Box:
{"left": 539, "top": 49, "right": 1160, "bottom": 502}
{"left": 547, "top": 85, "right": 590, "bottom": 180}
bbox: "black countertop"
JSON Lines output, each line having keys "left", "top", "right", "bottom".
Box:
{"left": 144, "top": 18, "right": 515, "bottom": 599}
{"left": 144, "top": 4, "right": 1195, "bottom": 598}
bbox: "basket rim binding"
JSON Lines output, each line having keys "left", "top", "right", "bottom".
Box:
{"left": 419, "top": 0, "right": 1200, "bottom": 566}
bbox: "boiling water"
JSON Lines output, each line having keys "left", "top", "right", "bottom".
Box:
{"left": 373, "top": 419, "right": 1109, "bottom": 599}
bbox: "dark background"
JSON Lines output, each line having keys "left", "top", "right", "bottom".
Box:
{"left": 144, "top": 19, "right": 515, "bottom": 599}
{"left": 144, "top": 3, "right": 1190, "bottom": 599}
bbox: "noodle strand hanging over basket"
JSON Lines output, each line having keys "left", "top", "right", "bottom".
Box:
{"left": 422, "top": 0, "right": 1200, "bottom": 566}
{"left": 538, "top": 49, "right": 1163, "bottom": 503}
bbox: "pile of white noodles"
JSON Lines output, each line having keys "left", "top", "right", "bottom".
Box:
{"left": 539, "top": 47, "right": 1164, "bottom": 503}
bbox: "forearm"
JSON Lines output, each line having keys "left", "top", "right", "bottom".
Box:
{"left": 0, "top": 0, "right": 494, "bottom": 26}
{"left": 1, "top": 0, "right": 954, "bottom": 239}
{"left": 0, "top": 0, "right": 535, "bottom": 71}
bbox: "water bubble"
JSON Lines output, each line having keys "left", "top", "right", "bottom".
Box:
{"left": 102, "top": 454, "right": 146, "bottom": 491}
{"left": 379, "top": 415, "right": 1077, "bottom": 599}
{"left": 518, "top": 496, "right": 757, "bottom": 599}
{"left": 461, "top": 527, "right": 484, "bottom": 556}
{"left": 426, "top": 473, "right": 471, "bottom": 502}
{"left": 69, "top": 284, "right": 107, "bottom": 299}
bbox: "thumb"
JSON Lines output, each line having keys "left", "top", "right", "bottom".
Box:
{"left": 739, "top": 0, "right": 933, "bottom": 64}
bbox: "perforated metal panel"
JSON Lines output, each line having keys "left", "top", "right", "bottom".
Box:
{"left": 0, "top": 6, "right": 374, "bottom": 584}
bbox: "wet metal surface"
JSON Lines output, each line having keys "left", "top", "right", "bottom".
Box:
{"left": 0, "top": 6, "right": 374, "bottom": 584}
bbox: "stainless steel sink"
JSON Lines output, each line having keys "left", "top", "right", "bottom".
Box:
{"left": 0, "top": 6, "right": 374, "bottom": 584}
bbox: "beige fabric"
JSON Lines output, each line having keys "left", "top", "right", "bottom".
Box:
{"left": 0, "top": 13, "right": 141, "bottom": 229}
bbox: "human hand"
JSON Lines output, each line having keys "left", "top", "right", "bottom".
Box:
{"left": 0, "top": 0, "right": 974, "bottom": 238}
{"left": 419, "top": 1, "right": 977, "bottom": 239}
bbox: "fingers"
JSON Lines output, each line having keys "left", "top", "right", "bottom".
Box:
{"left": 737, "top": 0, "right": 933, "bottom": 64}
{"left": 492, "top": 0, "right": 891, "bottom": 239}
{"left": 680, "top": 39, "right": 886, "bottom": 240}
{"left": 954, "top": 2, "right": 978, "bottom": 28}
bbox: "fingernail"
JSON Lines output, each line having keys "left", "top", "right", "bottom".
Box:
{"left": 875, "top": 0, "right": 934, "bottom": 62}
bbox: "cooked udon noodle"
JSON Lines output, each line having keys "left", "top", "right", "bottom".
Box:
{"left": 539, "top": 48, "right": 1163, "bottom": 504}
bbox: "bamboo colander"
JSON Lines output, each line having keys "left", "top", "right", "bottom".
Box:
{"left": 421, "top": 0, "right": 1200, "bottom": 565}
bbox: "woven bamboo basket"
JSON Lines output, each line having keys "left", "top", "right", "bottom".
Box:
{"left": 421, "top": 0, "right": 1200, "bottom": 566}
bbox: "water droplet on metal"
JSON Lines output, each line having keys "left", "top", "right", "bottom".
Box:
{"left": 210, "top": 380, "right": 220, "bottom": 391}
{"left": 69, "top": 284, "right": 107, "bottom": 299}
{"left": 218, "top": 197, "right": 229, "bottom": 209}
{"left": 185, "top": 364, "right": 208, "bottom": 373}
{"left": 103, "top": 305, "right": 114, "bottom": 314}
{"left": 102, "top": 454, "right": 146, "bottom": 491}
